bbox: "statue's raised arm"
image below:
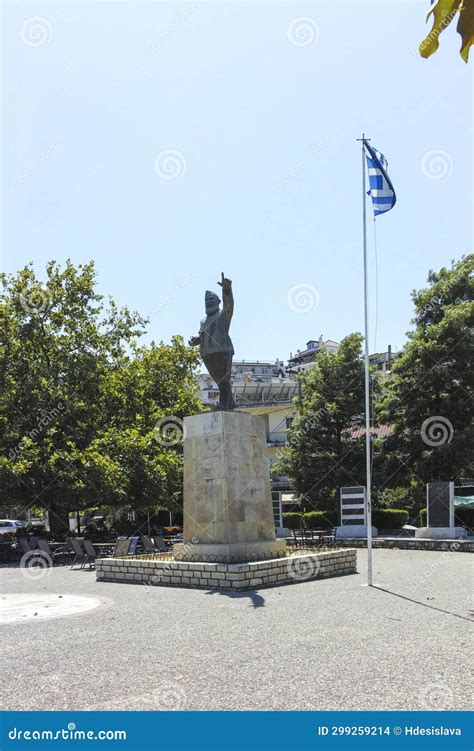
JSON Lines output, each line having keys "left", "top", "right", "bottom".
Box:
{"left": 217, "top": 273, "right": 233, "bottom": 324}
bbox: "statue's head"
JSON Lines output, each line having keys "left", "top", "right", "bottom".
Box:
{"left": 205, "top": 290, "right": 220, "bottom": 315}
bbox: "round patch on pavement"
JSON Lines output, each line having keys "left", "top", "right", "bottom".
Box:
{"left": 0, "top": 594, "right": 109, "bottom": 625}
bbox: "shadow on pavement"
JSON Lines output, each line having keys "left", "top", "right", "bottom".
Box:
{"left": 373, "top": 585, "right": 472, "bottom": 622}
{"left": 204, "top": 588, "right": 265, "bottom": 608}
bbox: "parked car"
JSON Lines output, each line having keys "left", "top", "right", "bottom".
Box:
{"left": 0, "top": 519, "right": 25, "bottom": 535}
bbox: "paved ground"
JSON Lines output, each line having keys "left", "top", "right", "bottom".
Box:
{"left": 0, "top": 549, "right": 472, "bottom": 711}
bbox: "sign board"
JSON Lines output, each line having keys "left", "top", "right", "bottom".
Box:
{"left": 340, "top": 486, "right": 366, "bottom": 526}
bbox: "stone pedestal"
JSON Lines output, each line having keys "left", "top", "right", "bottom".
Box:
{"left": 415, "top": 527, "right": 466, "bottom": 540}
{"left": 336, "top": 525, "right": 378, "bottom": 539}
{"left": 174, "top": 411, "right": 286, "bottom": 563}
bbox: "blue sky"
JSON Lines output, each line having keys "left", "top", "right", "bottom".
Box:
{"left": 2, "top": 1, "right": 472, "bottom": 362}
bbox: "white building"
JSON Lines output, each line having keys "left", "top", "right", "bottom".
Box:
{"left": 287, "top": 337, "right": 340, "bottom": 374}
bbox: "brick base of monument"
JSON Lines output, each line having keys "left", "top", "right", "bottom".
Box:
{"left": 96, "top": 549, "right": 357, "bottom": 590}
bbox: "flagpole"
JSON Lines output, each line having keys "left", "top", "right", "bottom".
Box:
{"left": 360, "top": 133, "right": 373, "bottom": 587}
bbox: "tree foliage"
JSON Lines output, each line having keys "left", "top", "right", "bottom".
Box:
{"left": 277, "top": 258, "right": 473, "bottom": 520}
{"left": 382, "top": 255, "right": 474, "bottom": 496}
{"left": 0, "top": 261, "right": 201, "bottom": 520}
{"left": 277, "top": 334, "right": 379, "bottom": 510}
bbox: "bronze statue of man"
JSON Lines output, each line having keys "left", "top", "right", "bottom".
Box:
{"left": 189, "top": 273, "right": 235, "bottom": 410}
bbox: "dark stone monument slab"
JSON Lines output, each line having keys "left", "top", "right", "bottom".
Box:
{"left": 427, "top": 481, "right": 454, "bottom": 528}
{"left": 416, "top": 480, "right": 466, "bottom": 539}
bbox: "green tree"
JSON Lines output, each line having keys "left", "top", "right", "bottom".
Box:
{"left": 277, "top": 334, "right": 380, "bottom": 510}
{"left": 83, "top": 338, "right": 201, "bottom": 515}
{"left": 0, "top": 261, "right": 201, "bottom": 527}
{"left": 376, "top": 487, "right": 415, "bottom": 514}
{"left": 382, "top": 255, "right": 474, "bottom": 502}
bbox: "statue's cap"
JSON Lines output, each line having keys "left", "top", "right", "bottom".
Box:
{"left": 205, "top": 290, "right": 220, "bottom": 303}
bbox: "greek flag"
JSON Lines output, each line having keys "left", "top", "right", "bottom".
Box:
{"left": 364, "top": 140, "right": 396, "bottom": 216}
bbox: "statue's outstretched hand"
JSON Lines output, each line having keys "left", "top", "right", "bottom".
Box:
{"left": 217, "top": 272, "right": 232, "bottom": 291}
{"left": 188, "top": 335, "right": 200, "bottom": 347}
